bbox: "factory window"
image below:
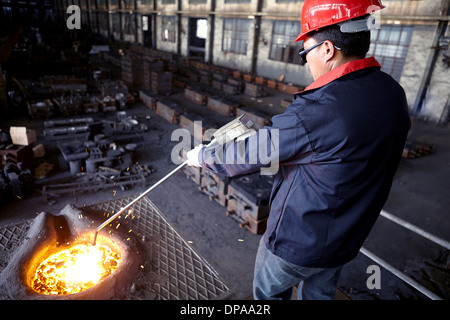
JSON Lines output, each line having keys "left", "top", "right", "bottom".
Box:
{"left": 89, "top": 12, "right": 98, "bottom": 32}
{"left": 111, "top": 13, "right": 121, "bottom": 40}
{"left": 269, "top": 20, "right": 302, "bottom": 64}
{"left": 2, "top": 6, "right": 12, "bottom": 16}
{"left": 189, "top": 0, "right": 207, "bottom": 3}
{"left": 222, "top": 18, "right": 249, "bottom": 55}
{"left": 97, "top": 0, "right": 107, "bottom": 10}
{"left": 196, "top": 19, "right": 208, "bottom": 39}
{"left": 123, "top": 14, "right": 136, "bottom": 36}
{"left": 368, "top": 25, "right": 413, "bottom": 81}
{"left": 98, "top": 12, "right": 108, "bottom": 33}
{"left": 161, "top": 0, "right": 176, "bottom": 4}
{"left": 142, "top": 16, "right": 149, "bottom": 31}
{"left": 120, "top": 0, "right": 135, "bottom": 9}
{"left": 162, "top": 16, "right": 176, "bottom": 42}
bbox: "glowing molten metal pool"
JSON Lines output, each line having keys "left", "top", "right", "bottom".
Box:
{"left": 31, "top": 243, "right": 121, "bottom": 295}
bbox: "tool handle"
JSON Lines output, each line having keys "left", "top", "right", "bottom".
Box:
{"left": 92, "top": 140, "right": 215, "bottom": 245}
{"left": 92, "top": 160, "right": 188, "bottom": 245}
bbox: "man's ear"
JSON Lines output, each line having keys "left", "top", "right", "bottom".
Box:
{"left": 323, "top": 40, "right": 337, "bottom": 62}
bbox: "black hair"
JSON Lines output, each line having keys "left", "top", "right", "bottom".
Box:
{"left": 309, "top": 25, "right": 371, "bottom": 59}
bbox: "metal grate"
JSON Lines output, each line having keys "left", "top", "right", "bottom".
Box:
{"left": 88, "top": 195, "right": 231, "bottom": 300}
{"left": 0, "top": 221, "right": 31, "bottom": 252}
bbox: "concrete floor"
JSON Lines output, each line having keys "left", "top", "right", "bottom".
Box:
{"left": 1, "top": 92, "right": 449, "bottom": 300}
{"left": 338, "top": 120, "right": 450, "bottom": 300}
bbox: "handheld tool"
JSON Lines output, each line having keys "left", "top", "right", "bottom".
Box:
{"left": 92, "top": 114, "right": 255, "bottom": 245}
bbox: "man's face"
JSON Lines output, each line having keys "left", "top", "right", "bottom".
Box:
{"left": 302, "top": 36, "right": 330, "bottom": 81}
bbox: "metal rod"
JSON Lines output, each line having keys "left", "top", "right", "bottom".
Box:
{"left": 380, "top": 210, "right": 450, "bottom": 250}
{"left": 92, "top": 137, "right": 217, "bottom": 246}
{"left": 359, "top": 247, "right": 443, "bottom": 300}
{"left": 92, "top": 160, "right": 188, "bottom": 245}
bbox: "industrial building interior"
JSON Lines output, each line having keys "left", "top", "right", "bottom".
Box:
{"left": 0, "top": 0, "right": 449, "bottom": 301}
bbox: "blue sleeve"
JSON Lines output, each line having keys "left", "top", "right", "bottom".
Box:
{"left": 199, "top": 106, "right": 312, "bottom": 177}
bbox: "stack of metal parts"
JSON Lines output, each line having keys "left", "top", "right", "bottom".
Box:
{"left": 28, "top": 95, "right": 99, "bottom": 119}
{"left": 103, "top": 112, "right": 148, "bottom": 136}
{"left": 156, "top": 100, "right": 184, "bottom": 124}
{"left": 121, "top": 54, "right": 144, "bottom": 87}
{"left": 139, "top": 89, "right": 159, "bottom": 110}
{"left": 402, "top": 139, "right": 435, "bottom": 159}
{"left": 277, "top": 83, "right": 304, "bottom": 94}
{"left": 244, "top": 82, "right": 267, "bottom": 98}
{"left": 19, "top": 75, "right": 133, "bottom": 119}
{"left": 199, "top": 70, "right": 212, "bottom": 86}
{"left": 41, "top": 164, "right": 153, "bottom": 203}
{"left": 211, "top": 78, "right": 223, "bottom": 91}
{"left": 143, "top": 60, "right": 165, "bottom": 91}
{"left": 198, "top": 169, "right": 230, "bottom": 207}
{"left": 40, "top": 121, "right": 151, "bottom": 203}
{"left": 227, "top": 78, "right": 245, "bottom": 94}
{"left": 207, "top": 96, "right": 237, "bottom": 117}
{"left": 52, "top": 94, "right": 83, "bottom": 116}
{"left": 179, "top": 113, "right": 215, "bottom": 146}
{"left": 226, "top": 173, "right": 273, "bottom": 234}
{"left": 222, "top": 82, "right": 241, "bottom": 95}
{"left": 0, "top": 144, "right": 33, "bottom": 173}
{"left": 151, "top": 72, "right": 173, "bottom": 96}
{"left": 0, "top": 160, "right": 33, "bottom": 204}
{"left": 95, "top": 95, "right": 117, "bottom": 112}
{"left": 39, "top": 75, "right": 88, "bottom": 94}
{"left": 38, "top": 106, "right": 149, "bottom": 204}
{"left": 184, "top": 88, "right": 208, "bottom": 106}
{"left": 43, "top": 117, "right": 93, "bottom": 141}
{"left": 22, "top": 76, "right": 89, "bottom": 118}
{"left": 43, "top": 112, "right": 147, "bottom": 142}
{"left": 57, "top": 134, "right": 135, "bottom": 176}
{"left": 99, "top": 80, "right": 134, "bottom": 111}
{"left": 27, "top": 99, "right": 54, "bottom": 119}
{"left": 0, "top": 132, "right": 34, "bottom": 204}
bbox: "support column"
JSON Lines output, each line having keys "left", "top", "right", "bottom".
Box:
{"left": 412, "top": 0, "right": 450, "bottom": 116}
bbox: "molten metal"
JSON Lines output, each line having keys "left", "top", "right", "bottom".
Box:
{"left": 31, "top": 243, "right": 120, "bottom": 295}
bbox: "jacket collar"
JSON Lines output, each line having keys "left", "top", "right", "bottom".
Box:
{"left": 297, "top": 57, "right": 381, "bottom": 95}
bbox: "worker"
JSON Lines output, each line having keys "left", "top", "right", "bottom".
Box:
{"left": 187, "top": 0, "right": 411, "bottom": 300}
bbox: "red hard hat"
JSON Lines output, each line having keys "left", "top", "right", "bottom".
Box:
{"left": 294, "top": 0, "right": 385, "bottom": 42}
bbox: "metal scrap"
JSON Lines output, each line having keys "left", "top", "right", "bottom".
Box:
{"left": 41, "top": 164, "right": 154, "bottom": 203}
{"left": 402, "top": 140, "right": 435, "bottom": 159}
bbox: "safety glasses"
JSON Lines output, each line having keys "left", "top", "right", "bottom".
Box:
{"left": 298, "top": 41, "right": 342, "bottom": 64}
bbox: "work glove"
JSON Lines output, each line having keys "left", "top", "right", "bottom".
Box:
{"left": 186, "top": 144, "right": 205, "bottom": 167}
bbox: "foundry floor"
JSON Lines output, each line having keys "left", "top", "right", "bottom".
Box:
{"left": 1, "top": 99, "right": 449, "bottom": 300}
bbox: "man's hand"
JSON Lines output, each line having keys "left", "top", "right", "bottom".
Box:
{"left": 186, "top": 144, "right": 205, "bottom": 167}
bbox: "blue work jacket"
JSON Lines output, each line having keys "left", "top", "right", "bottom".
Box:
{"left": 200, "top": 57, "right": 411, "bottom": 268}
